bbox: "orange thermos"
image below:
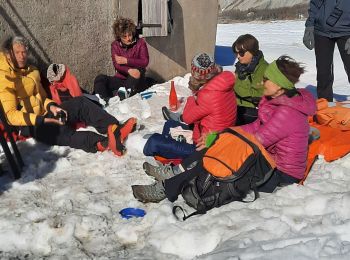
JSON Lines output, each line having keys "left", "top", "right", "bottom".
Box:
{"left": 169, "top": 80, "right": 178, "bottom": 111}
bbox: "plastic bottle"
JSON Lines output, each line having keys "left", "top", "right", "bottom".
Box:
{"left": 169, "top": 80, "right": 178, "bottom": 111}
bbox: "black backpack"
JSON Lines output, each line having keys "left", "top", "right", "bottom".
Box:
{"left": 173, "top": 128, "right": 275, "bottom": 220}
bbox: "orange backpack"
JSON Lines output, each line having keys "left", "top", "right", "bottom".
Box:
{"left": 178, "top": 127, "right": 276, "bottom": 220}
{"left": 203, "top": 127, "right": 276, "bottom": 178}
{"left": 314, "top": 98, "right": 350, "bottom": 130}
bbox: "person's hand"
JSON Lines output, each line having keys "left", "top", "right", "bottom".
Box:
{"left": 48, "top": 105, "right": 68, "bottom": 125}
{"left": 195, "top": 133, "right": 208, "bottom": 151}
{"left": 115, "top": 55, "right": 127, "bottom": 65}
{"left": 44, "top": 117, "right": 64, "bottom": 125}
{"left": 128, "top": 68, "right": 141, "bottom": 79}
{"left": 303, "top": 26, "right": 314, "bottom": 50}
{"left": 345, "top": 38, "right": 350, "bottom": 55}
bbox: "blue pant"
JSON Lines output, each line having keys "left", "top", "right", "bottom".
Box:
{"left": 143, "top": 120, "right": 195, "bottom": 159}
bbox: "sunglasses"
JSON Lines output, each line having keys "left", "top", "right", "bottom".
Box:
{"left": 234, "top": 48, "right": 247, "bottom": 57}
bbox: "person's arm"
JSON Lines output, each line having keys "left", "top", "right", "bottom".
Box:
{"left": 0, "top": 85, "right": 44, "bottom": 126}
{"left": 305, "top": 0, "right": 318, "bottom": 27}
{"left": 182, "top": 93, "right": 211, "bottom": 124}
{"left": 249, "top": 108, "right": 292, "bottom": 148}
{"left": 111, "top": 42, "right": 130, "bottom": 76}
{"left": 126, "top": 39, "right": 149, "bottom": 68}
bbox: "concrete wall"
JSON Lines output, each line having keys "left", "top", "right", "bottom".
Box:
{"left": 0, "top": 0, "right": 218, "bottom": 91}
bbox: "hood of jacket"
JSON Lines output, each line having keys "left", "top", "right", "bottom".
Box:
{"left": 260, "top": 88, "right": 316, "bottom": 117}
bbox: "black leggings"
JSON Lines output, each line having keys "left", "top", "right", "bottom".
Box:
{"left": 257, "top": 169, "right": 300, "bottom": 193}
{"left": 93, "top": 73, "right": 146, "bottom": 100}
{"left": 20, "top": 96, "right": 119, "bottom": 153}
{"left": 314, "top": 34, "right": 350, "bottom": 101}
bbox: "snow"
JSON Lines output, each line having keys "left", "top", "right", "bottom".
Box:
{"left": 218, "top": 0, "right": 308, "bottom": 12}
{"left": 0, "top": 20, "right": 350, "bottom": 259}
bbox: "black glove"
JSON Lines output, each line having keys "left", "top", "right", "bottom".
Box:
{"left": 303, "top": 26, "right": 314, "bottom": 50}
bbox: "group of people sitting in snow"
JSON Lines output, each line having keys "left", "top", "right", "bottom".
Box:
{"left": 2, "top": 11, "right": 344, "bottom": 210}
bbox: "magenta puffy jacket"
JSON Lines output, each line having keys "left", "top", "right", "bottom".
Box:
{"left": 111, "top": 38, "right": 149, "bottom": 80}
{"left": 182, "top": 71, "right": 237, "bottom": 143}
{"left": 242, "top": 89, "right": 316, "bottom": 179}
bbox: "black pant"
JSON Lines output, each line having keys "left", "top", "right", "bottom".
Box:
{"left": 93, "top": 72, "right": 146, "bottom": 100}
{"left": 257, "top": 169, "right": 300, "bottom": 193}
{"left": 19, "top": 96, "right": 119, "bottom": 153}
{"left": 164, "top": 149, "right": 207, "bottom": 202}
{"left": 314, "top": 34, "right": 350, "bottom": 101}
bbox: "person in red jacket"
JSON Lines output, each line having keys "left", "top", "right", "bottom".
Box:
{"left": 143, "top": 53, "right": 237, "bottom": 168}
{"left": 93, "top": 17, "right": 149, "bottom": 103}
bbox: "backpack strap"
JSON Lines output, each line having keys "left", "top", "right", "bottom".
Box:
{"left": 172, "top": 205, "right": 207, "bottom": 221}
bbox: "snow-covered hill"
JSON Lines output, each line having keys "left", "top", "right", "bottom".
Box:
{"left": 219, "top": 0, "right": 309, "bottom": 12}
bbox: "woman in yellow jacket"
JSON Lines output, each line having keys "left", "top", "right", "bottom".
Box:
{"left": 0, "top": 36, "right": 136, "bottom": 156}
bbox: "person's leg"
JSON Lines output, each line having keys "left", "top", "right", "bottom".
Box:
{"left": 162, "top": 119, "right": 190, "bottom": 137}
{"left": 94, "top": 74, "right": 125, "bottom": 101}
{"left": 164, "top": 165, "right": 202, "bottom": 202}
{"left": 314, "top": 34, "right": 336, "bottom": 101}
{"left": 93, "top": 74, "right": 113, "bottom": 99}
{"left": 125, "top": 69, "right": 147, "bottom": 95}
{"left": 336, "top": 36, "right": 350, "bottom": 85}
{"left": 60, "top": 96, "right": 119, "bottom": 134}
{"left": 143, "top": 133, "right": 196, "bottom": 159}
{"left": 33, "top": 123, "right": 106, "bottom": 153}
{"left": 257, "top": 169, "right": 299, "bottom": 193}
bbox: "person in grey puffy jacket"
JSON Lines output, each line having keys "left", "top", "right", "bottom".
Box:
{"left": 303, "top": 0, "right": 350, "bottom": 101}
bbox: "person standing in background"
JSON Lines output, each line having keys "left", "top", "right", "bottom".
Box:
{"left": 303, "top": 0, "right": 350, "bottom": 101}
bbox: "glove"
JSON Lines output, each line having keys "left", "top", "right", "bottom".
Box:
{"left": 303, "top": 26, "right": 314, "bottom": 50}
{"left": 345, "top": 38, "right": 350, "bottom": 55}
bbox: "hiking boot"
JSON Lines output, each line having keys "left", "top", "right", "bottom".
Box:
{"left": 107, "top": 118, "right": 137, "bottom": 156}
{"left": 107, "top": 124, "right": 125, "bottom": 156}
{"left": 117, "top": 87, "right": 131, "bottom": 101}
{"left": 119, "top": 117, "right": 137, "bottom": 143}
{"left": 132, "top": 181, "right": 166, "bottom": 203}
{"left": 162, "top": 106, "right": 181, "bottom": 122}
{"left": 143, "top": 162, "right": 176, "bottom": 181}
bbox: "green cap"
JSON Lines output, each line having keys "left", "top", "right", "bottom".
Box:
{"left": 264, "top": 61, "right": 294, "bottom": 90}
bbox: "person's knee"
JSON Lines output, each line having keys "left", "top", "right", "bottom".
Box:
{"left": 129, "top": 69, "right": 141, "bottom": 79}
{"left": 94, "top": 74, "right": 108, "bottom": 84}
{"left": 143, "top": 133, "right": 164, "bottom": 156}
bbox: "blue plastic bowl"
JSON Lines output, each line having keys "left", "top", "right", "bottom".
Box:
{"left": 119, "top": 207, "right": 146, "bottom": 219}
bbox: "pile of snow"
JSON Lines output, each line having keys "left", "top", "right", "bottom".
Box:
{"left": 0, "top": 20, "right": 349, "bottom": 259}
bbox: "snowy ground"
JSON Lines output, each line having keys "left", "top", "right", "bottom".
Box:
{"left": 0, "top": 20, "right": 350, "bottom": 259}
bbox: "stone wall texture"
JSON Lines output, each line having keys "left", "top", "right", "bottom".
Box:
{"left": 0, "top": 0, "right": 218, "bottom": 91}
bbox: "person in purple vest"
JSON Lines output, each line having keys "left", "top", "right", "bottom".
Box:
{"left": 94, "top": 17, "right": 149, "bottom": 104}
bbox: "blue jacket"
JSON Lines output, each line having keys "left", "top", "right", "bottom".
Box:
{"left": 305, "top": 0, "right": 350, "bottom": 38}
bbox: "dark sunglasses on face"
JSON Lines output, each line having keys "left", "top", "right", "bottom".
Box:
{"left": 235, "top": 48, "right": 247, "bottom": 57}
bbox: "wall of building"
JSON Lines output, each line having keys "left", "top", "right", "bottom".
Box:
{"left": 0, "top": 0, "right": 218, "bottom": 91}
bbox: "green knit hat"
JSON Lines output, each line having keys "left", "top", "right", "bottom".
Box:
{"left": 264, "top": 61, "right": 294, "bottom": 90}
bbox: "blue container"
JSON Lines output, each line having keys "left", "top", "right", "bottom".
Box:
{"left": 119, "top": 207, "right": 146, "bottom": 219}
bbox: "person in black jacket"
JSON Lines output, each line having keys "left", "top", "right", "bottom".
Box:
{"left": 303, "top": 0, "right": 350, "bottom": 101}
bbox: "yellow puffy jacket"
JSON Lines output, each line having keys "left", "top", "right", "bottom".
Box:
{"left": 0, "top": 52, "right": 54, "bottom": 126}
